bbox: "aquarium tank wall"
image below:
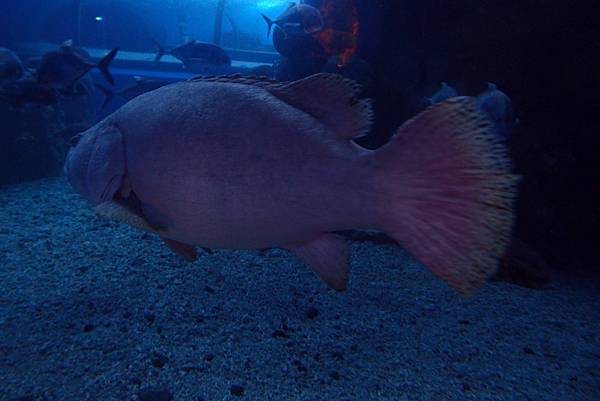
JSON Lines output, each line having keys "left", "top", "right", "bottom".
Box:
{"left": 0, "top": 1, "right": 598, "bottom": 400}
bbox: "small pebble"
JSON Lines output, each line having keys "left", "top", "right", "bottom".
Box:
{"left": 152, "top": 353, "right": 169, "bottom": 368}
{"left": 272, "top": 330, "right": 289, "bottom": 339}
{"left": 523, "top": 347, "right": 535, "bottom": 355}
{"left": 329, "top": 371, "right": 341, "bottom": 380}
{"left": 144, "top": 313, "right": 156, "bottom": 323}
{"left": 10, "top": 396, "right": 33, "bottom": 401}
{"left": 83, "top": 324, "right": 95, "bottom": 333}
{"left": 138, "top": 389, "right": 173, "bottom": 401}
{"left": 332, "top": 351, "right": 345, "bottom": 361}
{"left": 203, "top": 353, "right": 215, "bottom": 362}
{"left": 305, "top": 307, "right": 319, "bottom": 319}
{"left": 230, "top": 385, "right": 245, "bottom": 397}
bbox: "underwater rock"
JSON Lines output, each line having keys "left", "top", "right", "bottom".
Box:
{"left": 0, "top": 47, "right": 24, "bottom": 86}
{"left": 229, "top": 385, "right": 245, "bottom": 397}
{"left": 0, "top": 82, "right": 95, "bottom": 186}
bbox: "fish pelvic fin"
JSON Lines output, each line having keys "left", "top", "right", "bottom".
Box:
{"left": 286, "top": 234, "right": 349, "bottom": 291}
{"left": 371, "top": 97, "right": 519, "bottom": 296}
{"left": 94, "top": 201, "right": 163, "bottom": 234}
{"left": 161, "top": 237, "right": 198, "bottom": 262}
{"left": 96, "top": 47, "right": 118, "bottom": 85}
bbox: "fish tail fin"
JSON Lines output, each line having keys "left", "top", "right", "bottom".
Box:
{"left": 151, "top": 38, "right": 166, "bottom": 63}
{"left": 95, "top": 83, "right": 113, "bottom": 109}
{"left": 96, "top": 48, "right": 118, "bottom": 85}
{"left": 261, "top": 13, "right": 274, "bottom": 38}
{"left": 370, "top": 97, "right": 519, "bottom": 295}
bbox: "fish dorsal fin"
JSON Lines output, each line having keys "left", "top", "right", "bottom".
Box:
{"left": 188, "top": 73, "right": 373, "bottom": 140}
{"left": 188, "top": 74, "right": 283, "bottom": 90}
{"left": 487, "top": 82, "right": 498, "bottom": 91}
{"left": 270, "top": 73, "right": 373, "bottom": 140}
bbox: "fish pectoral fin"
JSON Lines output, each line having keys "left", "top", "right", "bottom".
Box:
{"left": 269, "top": 73, "right": 373, "bottom": 140}
{"left": 286, "top": 233, "right": 350, "bottom": 291}
{"left": 161, "top": 237, "right": 198, "bottom": 262}
{"left": 93, "top": 201, "right": 163, "bottom": 233}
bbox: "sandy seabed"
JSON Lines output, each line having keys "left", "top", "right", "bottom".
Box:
{"left": 0, "top": 177, "right": 598, "bottom": 401}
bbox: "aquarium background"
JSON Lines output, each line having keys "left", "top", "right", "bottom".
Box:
{"left": 0, "top": 1, "right": 599, "bottom": 400}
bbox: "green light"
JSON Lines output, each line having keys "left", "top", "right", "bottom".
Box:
{"left": 256, "top": 0, "right": 288, "bottom": 10}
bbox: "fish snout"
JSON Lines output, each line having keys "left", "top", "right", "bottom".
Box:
{"left": 64, "top": 123, "right": 126, "bottom": 207}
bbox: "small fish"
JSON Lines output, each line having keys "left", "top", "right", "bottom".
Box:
{"left": 37, "top": 47, "right": 118, "bottom": 90}
{"left": 96, "top": 76, "right": 170, "bottom": 109}
{"left": 475, "top": 83, "right": 517, "bottom": 139}
{"left": 261, "top": 2, "right": 324, "bottom": 38}
{"left": 65, "top": 73, "right": 517, "bottom": 296}
{"left": 153, "top": 39, "right": 231, "bottom": 67}
{"left": 0, "top": 78, "right": 59, "bottom": 107}
{"left": 425, "top": 82, "right": 459, "bottom": 106}
{"left": 0, "top": 47, "right": 24, "bottom": 86}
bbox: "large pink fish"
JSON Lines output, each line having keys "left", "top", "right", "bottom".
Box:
{"left": 64, "top": 74, "right": 517, "bottom": 295}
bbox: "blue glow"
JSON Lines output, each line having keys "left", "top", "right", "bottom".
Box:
{"left": 256, "top": 0, "right": 289, "bottom": 10}
{"left": 95, "top": 16, "right": 104, "bottom": 22}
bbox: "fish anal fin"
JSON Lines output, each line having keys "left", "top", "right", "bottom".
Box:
{"left": 162, "top": 237, "right": 198, "bottom": 262}
{"left": 270, "top": 73, "right": 373, "bottom": 140}
{"left": 286, "top": 233, "right": 349, "bottom": 291}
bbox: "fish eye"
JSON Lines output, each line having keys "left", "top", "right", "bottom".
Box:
{"left": 69, "top": 133, "right": 83, "bottom": 146}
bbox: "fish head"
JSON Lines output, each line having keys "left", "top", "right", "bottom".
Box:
{"left": 64, "top": 122, "right": 126, "bottom": 206}
{"left": 297, "top": 4, "right": 324, "bottom": 34}
{"left": 37, "top": 52, "right": 87, "bottom": 88}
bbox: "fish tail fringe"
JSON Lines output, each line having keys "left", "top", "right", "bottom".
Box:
{"left": 372, "top": 97, "right": 519, "bottom": 295}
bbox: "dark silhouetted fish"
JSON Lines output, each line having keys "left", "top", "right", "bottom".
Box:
{"left": 475, "top": 83, "right": 517, "bottom": 139}
{"left": 261, "top": 2, "right": 323, "bottom": 38}
{"left": 0, "top": 48, "right": 24, "bottom": 86}
{"left": 0, "top": 78, "right": 59, "bottom": 107}
{"left": 64, "top": 73, "right": 517, "bottom": 296}
{"left": 37, "top": 47, "right": 118, "bottom": 90}
{"left": 153, "top": 39, "right": 231, "bottom": 67}
{"left": 59, "top": 39, "right": 92, "bottom": 60}
{"left": 96, "top": 76, "right": 170, "bottom": 109}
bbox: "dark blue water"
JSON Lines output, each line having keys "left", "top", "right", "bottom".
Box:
{"left": 0, "top": 1, "right": 598, "bottom": 400}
